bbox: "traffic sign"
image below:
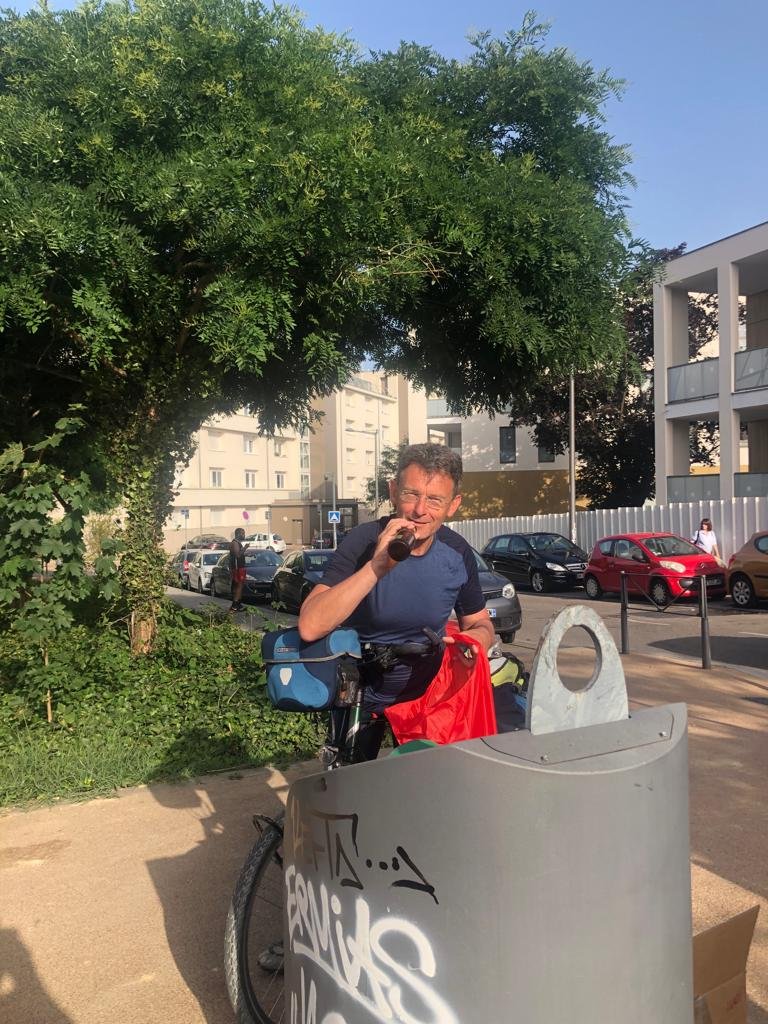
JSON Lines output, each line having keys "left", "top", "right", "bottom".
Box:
{"left": 180, "top": 508, "right": 190, "bottom": 519}
{"left": 264, "top": 509, "right": 271, "bottom": 520}
{"left": 327, "top": 510, "right": 341, "bottom": 524}
{"left": 242, "top": 510, "right": 250, "bottom": 520}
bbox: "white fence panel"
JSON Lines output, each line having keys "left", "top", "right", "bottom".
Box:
{"left": 449, "top": 496, "right": 767, "bottom": 562}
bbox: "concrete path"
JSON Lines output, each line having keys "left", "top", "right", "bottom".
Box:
{"left": 1, "top": 652, "right": 766, "bottom": 1023}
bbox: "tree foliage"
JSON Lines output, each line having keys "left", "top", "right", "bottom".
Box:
{"left": 510, "top": 245, "right": 721, "bottom": 508}
{"left": 0, "top": 0, "right": 634, "bottom": 644}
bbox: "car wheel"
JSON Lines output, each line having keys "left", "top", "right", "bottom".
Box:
{"left": 730, "top": 573, "right": 756, "bottom": 609}
{"left": 584, "top": 574, "right": 602, "bottom": 599}
{"left": 499, "top": 631, "right": 516, "bottom": 644}
{"left": 649, "top": 578, "right": 670, "bottom": 608}
{"left": 267, "top": 545, "right": 275, "bottom": 551}
{"left": 530, "top": 570, "right": 548, "bottom": 594}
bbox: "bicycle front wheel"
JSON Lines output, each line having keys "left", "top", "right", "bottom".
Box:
{"left": 224, "top": 818, "right": 286, "bottom": 1024}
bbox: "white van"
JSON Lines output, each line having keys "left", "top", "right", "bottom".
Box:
{"left": 245, "top": 531, "right": 286, "bottom": 554}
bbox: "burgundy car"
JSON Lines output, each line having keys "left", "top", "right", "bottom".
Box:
{"left": 584, "top": 532, "right": 726, "bottom": 607}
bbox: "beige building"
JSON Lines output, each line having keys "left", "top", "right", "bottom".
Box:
{"left": 426, "top": 399, "right": 570, "bottom": 517}
{"left": 166, "top": 372, "right": 571, "bottom": 550}
{"left": 654, "top": 221, "right": 768, "bottom": 502}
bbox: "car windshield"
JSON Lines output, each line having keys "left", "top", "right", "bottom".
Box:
{"left": 643, "top": 535, "right": 701, "bottom": 557}
{"left": 202, "top": 553, "right": 221, "bottom": 565}
{"left": 527, "top": 533, "right": 580, "bottom": 556}
{"left": 245, "top": 551, "right": 282, "bottom": 567}
{"left": 473, "top": 549, "right": 491, "bottom": 572}
{"left": 305, "top": 552, "right": 332, "bottom": 572}
{"left": 271, "top": 534, "right": 283, "bottom": 541}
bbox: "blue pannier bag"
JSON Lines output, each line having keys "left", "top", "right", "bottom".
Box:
{"left": 262, "top": 627, "right": 361, "bottom": 712}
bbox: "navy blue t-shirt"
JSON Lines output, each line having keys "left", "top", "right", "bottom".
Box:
{"left": 321, "top": 517, "right": 485, "bottom": 709}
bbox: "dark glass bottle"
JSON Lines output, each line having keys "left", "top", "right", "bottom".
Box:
{"left": 388, "top": 528, "right": 416, "bottom": 562}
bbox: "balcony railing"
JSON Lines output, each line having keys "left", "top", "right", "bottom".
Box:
{"left": 427, "top": 398, "right": 460, "bottom": 417}
{"left": 735, "top": 347, "right": 768, "bottom": 392}
{"left": 667, "top": 474, "right": 721, "bottom": 502}
{"left": 735, "top": 472, "right": 768, "bottom": 497}
{"left": 667, "top": 358, "right": 718, "bottom": 403}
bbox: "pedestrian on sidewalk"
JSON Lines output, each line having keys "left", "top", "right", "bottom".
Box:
{"left": 228, "top": 527, "right": 249, "bottom": 612}
{"left": 691, "top": 517, "right": 722, "bottom": 563}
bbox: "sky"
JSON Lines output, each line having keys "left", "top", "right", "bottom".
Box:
{"left": 11, "top": 0, "right": 768, "bottom": 253}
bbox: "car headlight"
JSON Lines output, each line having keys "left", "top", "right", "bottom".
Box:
{"left": 502, "top": 583, "right": 516, "bottom": 599}
{"left": 545, "top": 562, "right": 566, "bottom": 572}
{"left": 659, "top": 560, "right": 685, "bottom": 573}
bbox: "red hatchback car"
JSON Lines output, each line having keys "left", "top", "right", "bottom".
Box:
{"left": 584, "top": 532, "right": 726, "bottom": 607}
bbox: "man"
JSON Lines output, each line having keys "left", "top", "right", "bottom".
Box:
{"left": 299, "top": 443, "right": 494, "bottom": 759}
{"left": 228, "top": 527, "right": 249, "bottom": 612}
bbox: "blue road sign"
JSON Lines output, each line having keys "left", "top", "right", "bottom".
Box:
{"left": 327, "top": 510, "right": 341, "bottom": 524}
{"left": 180, "top": 508, "right": 190, "bottom": 518}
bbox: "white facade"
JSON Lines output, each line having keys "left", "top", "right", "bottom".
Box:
{"left": 654, "top": 221, "right": 768, "bottom": 503}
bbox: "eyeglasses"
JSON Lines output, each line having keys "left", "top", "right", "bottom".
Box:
{"left": 398, "top": 488, "right": 452, "bottom": 511}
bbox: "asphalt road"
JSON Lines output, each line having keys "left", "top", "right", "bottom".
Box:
{"left": 170, "top": 578, "right": 767, "bottom": 679}
{"left": 513, "top": 587, "right": 768, "bottom": 677}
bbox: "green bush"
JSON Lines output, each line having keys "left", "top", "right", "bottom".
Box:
{"left": 0, "top": 600, "right": 322, "bottom": 805}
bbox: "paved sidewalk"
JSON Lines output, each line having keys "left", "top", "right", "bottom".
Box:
{"left": 1, "top": 652, "right": 766, "bottom": 1024}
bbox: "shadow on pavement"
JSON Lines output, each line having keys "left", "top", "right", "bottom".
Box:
{"left": 144, "top": 732, "right": 288, "bottom": 1024}
{"left": 648, "top": 634, "right": 768, "bottom": 672}
{"left": 0, "top": 927, "right": 73, "bottom": 1024}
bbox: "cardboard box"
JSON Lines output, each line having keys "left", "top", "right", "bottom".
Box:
{"left": 693, "top": 905, "right": 760, "bottom": 1024}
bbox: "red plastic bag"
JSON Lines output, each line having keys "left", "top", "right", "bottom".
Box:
{"left": 384, "top": 627, "right": 497, "bottom": 745}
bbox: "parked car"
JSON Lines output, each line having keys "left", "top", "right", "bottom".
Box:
{"left": 472, "top": 548, "right": 522, "bottom": 643}
{"left": 481, "top": 532, "right": 589, "bottom": 593}
{"left": 727, "top": 531, "right": 768, "bottom": 608}
{"left": 244, "top": 531, "right": 286, "bottom": 554}
{"left": 271, "top": 549, "right": 334, "bottom": 612}
{"left": 312, "top": 529, "right": 346, "bottom": 549}
{"left": 584, "top": 532, "right": 726, "bottom": 607}
{"left": 210, "top": 549, "right": 284, "bottom": 602}
{"left": 167, "top": 547, "right": 200, "bottom": 589}
{"left": 187, "top": 549, "right": 226, "bottom": 593}
{"left": 187, "top": 534, "right": 229, "bottom": 549}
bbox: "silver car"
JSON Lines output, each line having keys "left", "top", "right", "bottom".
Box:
{"left": 187, "top": 550, "right": 225, "bottom": 593}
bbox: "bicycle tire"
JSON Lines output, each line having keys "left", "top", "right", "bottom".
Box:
{"left": 225, "top": 817, "right": 286, "bottom": 1024}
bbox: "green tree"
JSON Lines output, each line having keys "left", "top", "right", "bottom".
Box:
{"left": 510, "top": 245, "right": 721, "bottom": 508}
{"left": 0, "top": 2, "right": 633, "bottom": 648}
{"left": 363, "top": 441, "right": 410, "bottom": 511}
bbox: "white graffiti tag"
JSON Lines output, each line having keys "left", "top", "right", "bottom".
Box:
{"left": 286, "top": 866, "right": 458, "bottom": 1024}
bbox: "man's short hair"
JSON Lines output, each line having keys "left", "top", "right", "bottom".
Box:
{"left": 396, "top": 443, "right": 463, "bottom": 493}
{"left": 234, "top": 527, "right": 246, "bottom": 539}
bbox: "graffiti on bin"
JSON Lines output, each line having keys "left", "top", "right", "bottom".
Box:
{"left": 289, "top": 806, "right": 438, "bottom": 904}
{"left": 286, "top": 868, "right": 458, "bottom": 1024}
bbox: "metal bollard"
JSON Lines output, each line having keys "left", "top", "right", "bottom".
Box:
{"left": 699, "top": 574, "right": 712, "bottom": 670}
{"left": 620, "top": 571, "right": 630, "bottom": 654}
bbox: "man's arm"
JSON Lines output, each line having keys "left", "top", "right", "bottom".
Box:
{"left": 454, "top": 608, "right": 495, "bottom": 653}
{"left": 298, "top": 517, "right": 415, "bottom": 642}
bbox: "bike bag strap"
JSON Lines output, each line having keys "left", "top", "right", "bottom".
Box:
{"left": 262, "top": 627, "right": 361, "bottom": 712}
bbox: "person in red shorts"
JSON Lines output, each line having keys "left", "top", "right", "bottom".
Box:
{"left": 228, "top": 527, "right": 249, "bottom": 612}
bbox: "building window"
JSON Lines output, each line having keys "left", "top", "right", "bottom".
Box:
{"left": 210, "top": 507, "right": 223, "bottom": 525}
{"left": 208, "top": 429, "right": 222, "bottom": 451}
{"left": 275, "top": 472, "right": 285, "bottom": 489}
{"left": 300, "top": 473, "right": 310, "bottom": 498}
{"left": 499, "top": 426, "right": 516, "bottom": 464}
{"left": 365, "top": 449, "right": 374, "bottom": 466}
{"left": 300, "top": 441, "right": 310, "bottom": 470}
{"left": 243, "top": 434, "right": 255, "bottom": 453}
{"left": 245, "top": 470, "right": 257, "bottom": 488}
{"left": 346, "top": 446, "right": 356, "bottom": 463}
{"left": 273, "top": 438, "right": 284, "bottom": 457}
{"left": 538, "top": 442, "right": 555, "bottom": 464}
{"left": 210, "top": 469, "right": 223, "bottom": 487}
{"left": 446, "top": 429, "right": 462, "bottom": 451}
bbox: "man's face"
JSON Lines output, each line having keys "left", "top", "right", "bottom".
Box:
{"left": 389, "top": 465, "right": 462, "bottom": 544}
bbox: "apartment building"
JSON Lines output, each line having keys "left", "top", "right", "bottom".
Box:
{"left": 654, "top": 221, "right": 768, "bottom": 503}
{"left": 165, "top": 410, "right": 309, "bottom": 550}
{"left": 309, "top": 372, "right": 428, "bottom": 522}
{"left": 426, "top": 400, "right": 570, "bottom": 517}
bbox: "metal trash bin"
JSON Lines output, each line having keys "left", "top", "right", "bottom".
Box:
{"left": 282, "top": 606, "right": 692, "bottom": 1023}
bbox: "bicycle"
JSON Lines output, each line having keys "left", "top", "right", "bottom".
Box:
{"left": 223, "top": 629, "right": 451, "bottom": 1024}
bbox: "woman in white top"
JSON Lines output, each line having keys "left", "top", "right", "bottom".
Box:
{"left": 691, "top": 518, "right": 721, "bottom": 560}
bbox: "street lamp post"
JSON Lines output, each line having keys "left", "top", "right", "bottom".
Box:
{"left": 346, "top": 427, "right": 380, "bottom": 513}
{"left": 568, "top": 373, "right": 577, "bottom": 545}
